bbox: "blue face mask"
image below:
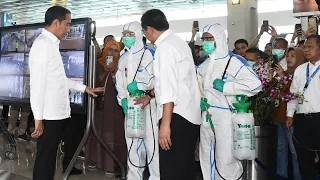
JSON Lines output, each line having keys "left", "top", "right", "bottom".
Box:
{"left": 247, "top": 61, "right": 256, "bottom": 68}
{"left": 122, "top": 37, "right": 136, "bottom": 49}
{"left": 202, "top": 41, "right": 216, "bottom": 55}
{"left": 272, "top": 49, "right": 285, "bottom": 59}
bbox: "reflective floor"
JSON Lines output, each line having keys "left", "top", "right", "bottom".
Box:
{"left": 0, "top": 136, "right": 117, "bottom": 180}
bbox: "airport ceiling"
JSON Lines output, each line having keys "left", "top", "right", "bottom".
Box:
{"left": 0, "top": 0, "right": 228, "bottom": 25}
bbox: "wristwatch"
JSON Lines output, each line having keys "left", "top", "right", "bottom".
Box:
{"left": 146, "top": 90, "right": 155, "bottom": 98}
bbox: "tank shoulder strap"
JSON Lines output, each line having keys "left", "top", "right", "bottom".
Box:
{"left": 221, "top": 55, "right": 233, "bottom": 80}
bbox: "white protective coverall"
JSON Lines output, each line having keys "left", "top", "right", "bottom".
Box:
{"left": 197, "top": 24, "right": 262, "bottom": 180}
{"left": 115, "top": 21, "right": 159, "bottom": 180}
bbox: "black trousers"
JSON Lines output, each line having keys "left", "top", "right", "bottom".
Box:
{"left": 2, "top": 105, "right": 9, "bottom": 118}
{"left": 33, "top": 114, "right": 86, "bottom": 180}
{"left": 27, "top": 111, "right": 34, "bottom": 135}
{"left": 293, "top": 113, "right": 320, "bottom": 180}
{"left": 159, "top": 113, "right": 200, "bottom": 180}
{"left": 62, "top": 114, "right": 86, "bottom": 170}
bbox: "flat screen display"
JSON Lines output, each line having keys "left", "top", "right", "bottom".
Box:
{"left": 293, "top": 0, "right": 320, "bottom": 13}
{"left": 0, "top": 19, "right": 89, "bottom": 110}
{"left": 1, "top": 30, "right": 26, "bottom": 52}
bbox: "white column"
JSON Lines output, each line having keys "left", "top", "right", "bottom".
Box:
{"left": 227, "top": 0, "right": 258, "bottom": 50}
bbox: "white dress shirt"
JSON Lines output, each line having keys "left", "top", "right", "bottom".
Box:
{"left": 153, "top": 29, "right": 202, "bottom": 125}
{"left": 29, "top": 29, "right": 86, "bottom": 120}
{"left": 287, "top": 61, "right": 320, "bottom": 117}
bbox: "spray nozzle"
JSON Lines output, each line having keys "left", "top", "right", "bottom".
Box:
{"left": 232, "top": 94, "right": 251, "bottom": 113}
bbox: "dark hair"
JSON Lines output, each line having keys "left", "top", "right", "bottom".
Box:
{"left": 260, "top": 51, "right": 270, "bottom": 61}
{"left": 274, "top": 38, "right": 288, "bottom": 49}
{"left": 287, "top": 47, "right": 295, "bottom": 54}
{"left": 265, "top": 42, "right": 272, "bottom": 47}
{"left": 306, "top": 34, "right": 320, "bottom": 47}
{"left": 246, "top": 47, "right": 260, "bottom": 58}
{"left": 103, "top": 35, "right": 115, "bottom": 42}
{"left": 45, "top": 6, "right": 71, "bottom": 26}
{"left": 195, "top": 45, "right": 201, "bottom": 50}
{"left": 141, "top": 9, "right": 169, "bottom": 31}
{"left": 142, "top": 36, "right": 147, "bottom": 45}
{"left": 234, "top": 39, "right": 249, "bottom": 47}
{"left": 246, "top": 47, "right": 260, "bottom": 53}
{"left": 297, "top": 40, "right": 305, "bottom": 46}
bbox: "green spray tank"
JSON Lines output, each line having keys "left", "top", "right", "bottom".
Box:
{"left": 232, "top": 95, "right": 252, "bottom": 113}
{"left": 231, "top": 94, "right": 255, "bottom": 160}
{"left": 126, "top": 90, "right": 147, "bottom": 138}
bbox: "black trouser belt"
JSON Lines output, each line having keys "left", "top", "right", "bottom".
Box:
{"left": 296, "top": 113, "right": 320, "bottom": 118}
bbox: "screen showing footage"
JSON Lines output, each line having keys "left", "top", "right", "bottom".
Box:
{"left": 25, "top": 28, "right": 42, "bottom": 52}
{"left": 1, "top": 30, "right": 26, "bottom": 52}
{"left": 0, "top": 76, "right": 24, "bottom": 98}
{"left": 0, "top": 22, "right": 88, "bottom": 106}
{"left": 61, "top": 51, "right": 85, "bottom": 78}
{"left": 69, "top": 78, "right": 84, "bottom": 105}
{"left": 0, "top": 53, "right": 24, "bottom": 75}
{"left": 60, "top": 24, "right": 86, "bottom": 50}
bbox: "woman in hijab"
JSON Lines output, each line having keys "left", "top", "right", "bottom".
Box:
{"left": 269, "top": 47, "right": 306, "bottom": 180}
{"left": 85, "top": 40, "right": 127, "bottom": 176}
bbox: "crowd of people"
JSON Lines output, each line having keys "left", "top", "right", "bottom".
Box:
{"left": 229, "top": 23, "right": 320, "bottom": 180}
{"left": 87, "top": 13, "right": 320, "bottom": 180}
{"left": 2, "top": 5, "right": 320, "bottom": 180}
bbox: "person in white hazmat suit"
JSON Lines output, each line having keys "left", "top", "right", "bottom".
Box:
{"left": 197, "top": 24, "right": 262, "bottom": 180}
{"left": 115, "top": 21, "right": 160, "bottom": 180}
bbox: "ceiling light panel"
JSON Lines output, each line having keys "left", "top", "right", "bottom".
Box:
{"left": 0, "top": 0, "right": 227, "bottom": 25}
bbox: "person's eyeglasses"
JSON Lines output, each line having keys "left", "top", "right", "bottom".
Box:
{"left": 201, "top": 36, "right": 215, "bottom": 42}
{"left": 122, "top": 32, "right": 135, "bottom": 37}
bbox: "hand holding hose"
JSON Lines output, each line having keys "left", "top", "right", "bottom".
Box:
{"left": 200, "top": 98, "right": 211, "bottom": 111}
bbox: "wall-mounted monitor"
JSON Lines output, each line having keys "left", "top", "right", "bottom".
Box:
{"left": 0, "top": 18, "right": 92, "bottom": 114}
{"left": 293, "top": 0, "right": 320, "bottom": 16}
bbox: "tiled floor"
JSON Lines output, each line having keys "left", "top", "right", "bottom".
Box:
{"left": 0, "top": 136, "right": 118, "bottom": 180}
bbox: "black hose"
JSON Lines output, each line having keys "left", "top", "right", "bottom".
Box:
{"left": 212, "top": 126, "right": 246, "bottom": 180}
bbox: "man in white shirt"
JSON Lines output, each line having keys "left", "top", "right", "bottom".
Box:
{"left": 141, "top": 9, "right": 202, "bottom": 180}
{"left": 30, "top": 6, "right": 103, "bottom": 180}
{"left": 286, "top": 34, "right": 320, "bottom": 180}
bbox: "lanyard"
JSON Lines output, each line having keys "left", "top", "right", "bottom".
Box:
{"left": 304, "top": 63, "right": 320, "bottom": 92}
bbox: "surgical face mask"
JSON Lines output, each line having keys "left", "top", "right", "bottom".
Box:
{"left": 122, "top": 37, "right": 136, "bottom": 49}
{"left": 247, "top": 61, "right": 255, "bottom": 68}
{"left": 272, "top": 49, "right": 285, "bottom": 59}
{"left": 202, "top": 41, "right": 216, "bottom": 55}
